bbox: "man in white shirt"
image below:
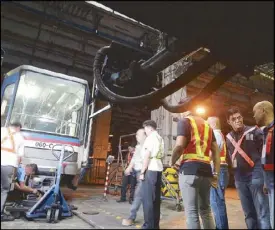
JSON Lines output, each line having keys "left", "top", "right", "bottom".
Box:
{"left": 140, "top": 120, "right": 164, "bottom": 229}
{"left": 207, "top": 117, "right": 229, "bottom": 229}
{"left": 1, "top": 122, "right": 25, "bottom": 222}
{"left": 122, "top": 128, "right": 147, "bottom": 226}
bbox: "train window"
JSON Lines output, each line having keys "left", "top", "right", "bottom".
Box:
{"left": 10, "top": 71, "right": 86, "bottom": 138}
{"left": 1, "top": 83, "right": 15, "bottom": 126}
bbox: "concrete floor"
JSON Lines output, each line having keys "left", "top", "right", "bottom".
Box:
{"left": 1, "top": 186, "right": 246, "bottom": 229}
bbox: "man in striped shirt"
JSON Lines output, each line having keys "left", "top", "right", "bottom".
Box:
{"left": 117, "top": 145, "right": 136, "bottom": 203}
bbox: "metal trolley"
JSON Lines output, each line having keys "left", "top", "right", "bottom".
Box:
{"left": 161, "top": 167, "right": 183, "bottom": 212}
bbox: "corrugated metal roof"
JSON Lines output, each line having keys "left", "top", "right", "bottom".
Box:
{"left": 53, "top": 2, "right": 88, "bottom": 19}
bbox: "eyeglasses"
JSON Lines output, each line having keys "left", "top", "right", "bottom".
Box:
{"left": 231, "top": 115, "right": 243, "bottom": 122}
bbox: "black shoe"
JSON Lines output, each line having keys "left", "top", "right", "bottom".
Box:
{"left": 129, "top": 199, "right": 133, "bottom": 204}
{"left": 69, "top": 204, "right": 78, "bottom": 210}
{"left": 1, "top": 214, "right": 15, "bottom": 222}
{"left": 67, "top": 183, "right": 77, "bottom": 191}
{"left": 141, "top": 223, "right": 148, "bottom": 229}
{"left": 116, "top": 199, "right": 126, "bottom": 203}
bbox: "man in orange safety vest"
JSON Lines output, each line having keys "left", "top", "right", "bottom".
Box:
{"left": 170, "top": 110, "right": 220, "bottom": 229}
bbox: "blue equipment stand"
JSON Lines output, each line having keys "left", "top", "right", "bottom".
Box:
{"left": 26, "top": 145, "right": 75, "bottom": 223}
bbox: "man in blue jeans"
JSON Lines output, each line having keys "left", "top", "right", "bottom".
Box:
{"left": 122, "top": 128, "right": 146, "bottom": 226}
{"left": 253, "top": 101, "right": 274, "bottom": 229}
{"left": 207, "top": 117, "right": 229, "bottom": 229}
{"left": 226, "top": 107, "right": 270, "bottom": 229}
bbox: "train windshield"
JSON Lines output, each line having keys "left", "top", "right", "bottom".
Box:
{"left": 10, "top": 70, "right": 86, "bottom": 138}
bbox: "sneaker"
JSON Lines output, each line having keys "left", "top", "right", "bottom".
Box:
{"left": 116, "top": 199, "right": 126, "bottom": 203}
{"left": 1, "top": 214, "right": 15, "bottom": 222}
{"left": 122, "top": 218, "right": 134, "bottom": 226}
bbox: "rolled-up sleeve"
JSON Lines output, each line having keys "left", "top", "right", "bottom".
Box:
{"left": 143, "top": 137, "right": 154, "bottom": 154}
{"left": 17, "top": 167, "right": 26, "bottom": 182}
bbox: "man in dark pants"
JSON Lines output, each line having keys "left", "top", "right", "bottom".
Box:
{"left": 207, "top": 117, "right": 229, "bottom": 229}
{"left": 140, "top": 120, "right": 164, "bottom": 229}
{"left": 253, "top": 101, "right": 274, "bottom": 229}
{"left": 226, "top": 107, "right": 270, "bottom": 229}
{"left": 117, "top": 146, "right": 137, "bottom": 203}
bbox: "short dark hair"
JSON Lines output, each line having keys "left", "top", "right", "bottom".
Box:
{"left": 129, "top": 142, "right": 136, "bottom": 148}
{"left": 226, "top": 107, "right": 242, "bottom": 120}
{"left": 143, "top": 120, "right": 157, "bottom": 130}
{"left": 26, "top": 164, "right": 39, "bottom": 175}
{"left": 10, "top": 122, "right": 22, "bottom": 129}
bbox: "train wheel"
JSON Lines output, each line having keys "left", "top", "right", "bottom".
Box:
{"left": 46, "top": 209, "right": 51, "bottom": 223}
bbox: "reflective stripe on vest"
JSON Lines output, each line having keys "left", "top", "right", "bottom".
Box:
{"left": 1, "top": 128, "right": 16, "bottom": 154}
{"left": 262, "top": 126, "right": 274, "bottom": 171}
{"left": 226, "top": 127, "right": 256, "bottom": 168}
{"left": 149, "top": 134, "right": 164, "bottom": 160}
{"left": 216, "top": 130, "right": 227, "bottom": 165}
{"left": 181, "top": 116, "right": 212, "bottom": 164}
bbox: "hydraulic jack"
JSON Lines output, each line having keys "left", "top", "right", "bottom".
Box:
{"left": 25, "top": 144, "right": 75, "bottom": 223}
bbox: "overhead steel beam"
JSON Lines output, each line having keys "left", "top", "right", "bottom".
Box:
{"left": 1, "top": 13, "right": 105, "bottom": 53}
{"left": 29, "top": 3, "right": 47, "bottom": 65}
{"left": 92, "top": 10, "right": 103, "bottom": 31}
{"left": 81, "top": 1, "right": 160, "bottom": 35}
